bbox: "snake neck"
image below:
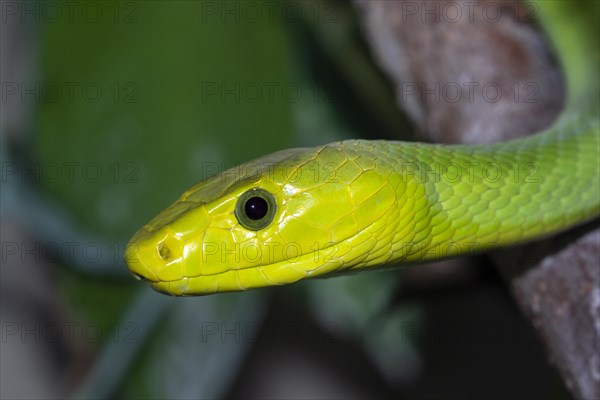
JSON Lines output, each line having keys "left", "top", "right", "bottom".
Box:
{"left": 335, "top": 116, "right": 598, "bottom": 268}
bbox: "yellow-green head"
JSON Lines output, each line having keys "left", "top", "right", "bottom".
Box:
{"left": 125, "top": 141, "right": 410, "bottom": 295}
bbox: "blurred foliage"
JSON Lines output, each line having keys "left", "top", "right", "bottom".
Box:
{"left": 119, "top": 293, "right": 263, "bottom": 399}
{"left": 58, "top": 269, "right": 136, "bottom": 336}
{"left": 37, "top": 1, "right": 294, "bottom": 240}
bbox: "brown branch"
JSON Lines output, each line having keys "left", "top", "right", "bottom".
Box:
{"left": 352, "top": 1, "right": 600, "bottom": 398}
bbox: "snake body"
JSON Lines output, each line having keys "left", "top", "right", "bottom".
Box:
{"left": 126, "top": 1, "right": 599, "bottom": 296}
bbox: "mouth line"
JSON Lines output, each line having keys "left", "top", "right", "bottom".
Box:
{"left": 129, "top": 271, "right": 176, "bottom": 296}
{"left": 145, "top": 238, "right": 350, "bottom": 286}
{"left": 130, "top": 272, "right": 147, "bottom": 281}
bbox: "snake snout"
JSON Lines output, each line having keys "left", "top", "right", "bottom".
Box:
{"left": 124, "top": 240, "right": 158, "bottom": 282}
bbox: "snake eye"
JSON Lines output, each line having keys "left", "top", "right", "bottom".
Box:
{"left": 235, "top": 188, "right": 277, "bottom": 231}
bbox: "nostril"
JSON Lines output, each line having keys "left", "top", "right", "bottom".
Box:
{"left": 158, "top": 241, "right": 173, "bottom": 261}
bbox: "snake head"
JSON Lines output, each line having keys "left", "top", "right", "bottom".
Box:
{"left": 125, "top": 141, "right": 403, "bottom": 296}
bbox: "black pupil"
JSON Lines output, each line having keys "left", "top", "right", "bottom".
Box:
{"left": 244, "top": 196, "right": 268, "bottom": 220}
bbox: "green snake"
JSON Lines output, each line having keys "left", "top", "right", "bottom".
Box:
{"left": 125, "top": 1, "right": 599, "bottom": 296}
